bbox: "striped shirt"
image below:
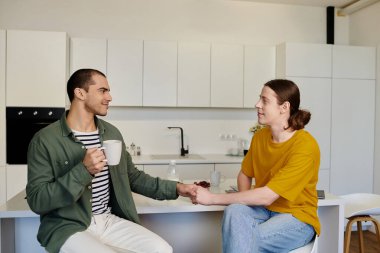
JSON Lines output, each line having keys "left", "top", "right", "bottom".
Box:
{"left": 73, "top": 129, "right": 110, "bottom": 214}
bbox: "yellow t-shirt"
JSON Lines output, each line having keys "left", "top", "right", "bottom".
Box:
{"left": 241, "top": 127, "right": 321, "bottom": 235}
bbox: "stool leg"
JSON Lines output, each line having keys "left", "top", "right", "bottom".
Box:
{"left": 371, "top": 219, "right": 380, "bottom": 244}
{"left": 357, "top": 221, "right": 364, "bottom": 253}
{"left": 345, "top": 219, "right": 355, "bottom": 253}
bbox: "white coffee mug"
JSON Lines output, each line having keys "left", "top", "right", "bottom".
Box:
{"left": 102, "top": 140, "right": 122, "bottom": 166}
{"left": 210, "top": 171, "right": 225, "bottom": 187}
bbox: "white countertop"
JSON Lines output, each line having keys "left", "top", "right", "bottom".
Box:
{"left": 0, "top": 178, "right": 343, "bottom": 218}
{"left": 132, "top": 154, "right": 244, "bottom": 165}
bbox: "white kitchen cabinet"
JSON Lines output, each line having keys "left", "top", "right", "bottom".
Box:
{"left": 0, "top": 166, "right": 5, "bottom": 205}
{"left": 0, "top": 30, "right": 6, "bottom": 166}
{"left": 6, "top": 30, "right": 67, "bottom": 107}
{"left": 143, "top": 41, "right": 177, "bottom": 107}
{"left": 318, "top": 169, "right": 330, "bottom": 192}
{"left": 143, "top": 164, "right": 214, "bottom": 181}
{"left": 70, "top": 38, "right": 107, "bottom": 75}
{"left": 143, "top": 163, "right": 241, "bottom": 181}
{"left": 276, "top": 43, "right": 332, "bottom": 78}
{"left": 6, "top": 165, "right": 27, "bottom": 200}
{"left": 332, "top": 45, "right": 376, "bottom": 79}
{"left": 177, "top": 42, "right": 211, "bottom": 107}
{"left": 107, "top": 39, "right": 143, "bottom": 106}
{"left": 211, "top": 43, "right": 244, "bottom": 108}
{"left": 135, "top": 164, "right": 144, "bottom": 171}
{"left": 330, "top": 79, "right": 375, "bottom": 195}
{"left": 290, "top": 77, "right": 331, "bottom": 170}
{"left": 244, "top": 45, "right": 276, "bottom": 108}
{"left": 214, "top": 163, "right": 241, "bottom": 179}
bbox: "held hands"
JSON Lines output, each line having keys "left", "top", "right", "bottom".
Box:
{"left": 82, "top": 148, "right": 107, "bottom": 175}
{"left": 176, "top": 183, "right": 215, "bottom": 206}
{"left": 194, "top": 186, "right": 215, "bottom": 205}
{"left": 176, "top": 183, "right": 197, "bottom": 203}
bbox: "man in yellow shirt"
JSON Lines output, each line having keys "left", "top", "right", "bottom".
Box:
{"left": 195, "top": 79, "right": 320, "bottom": 253}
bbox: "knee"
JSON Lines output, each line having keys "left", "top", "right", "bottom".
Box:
{"left": 224, "top": 204, "right": 249, "bottom": 220}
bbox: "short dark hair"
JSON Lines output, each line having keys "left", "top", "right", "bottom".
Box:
{"left": 67, "top": 69, "right": 106, "bottom": 102}
{"left": 264, "top": 79, "right": 311, "bottom": 130}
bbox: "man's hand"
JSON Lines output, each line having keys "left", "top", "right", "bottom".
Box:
{"left": 176, "top": 183, "right": 197, "bottom": 203}
{"left": 82, "top": 148, "right": 107, "bottom": 175}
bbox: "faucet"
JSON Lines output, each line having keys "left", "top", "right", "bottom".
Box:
{"left": 168, "top": 127, "right": 189, "bottom": 156}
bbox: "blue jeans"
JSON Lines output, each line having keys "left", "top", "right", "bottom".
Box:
{"left": 222, "top": 204, "right": 315, "bottom": 253}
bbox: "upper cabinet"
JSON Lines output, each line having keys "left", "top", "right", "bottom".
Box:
{"left": 211, "top": 43, "right": 244, "bottom": 108}
{"left": 107, "top": 39, "right": 143, "bottom": 106}
{"left": 6, "top": 30, "right": 68, "bottom": 107}
{"left": 177, "top": 42, "right": 211, "bottom": 107}
{"left": 70, "top": 38, "right": 107, "bottom": 75}
{"left": 276, "top": 43, "right": 332, "bottom": 78}
{"left": 143, "top": 41, "right": 177, "bottom": 107}
{"left": 68, "top": 37, "right": 277, "bottom": 108}
{"left": 332, "top": 45, "right": 376, "bottom": 79}
{"left": 244, "top": 45, "right": 276, "bottom": 108}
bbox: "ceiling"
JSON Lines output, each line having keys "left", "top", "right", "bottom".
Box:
{"left": 236, "top": 0, "right": 358, "bottom": 8}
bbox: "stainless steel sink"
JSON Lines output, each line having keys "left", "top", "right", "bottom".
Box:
{"left": 150, "top": 154, "right": 204, "bottom": 160}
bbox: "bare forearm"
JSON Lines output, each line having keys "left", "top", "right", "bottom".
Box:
{"left": 196, "top": 186, "right": 279, "bottom": 207}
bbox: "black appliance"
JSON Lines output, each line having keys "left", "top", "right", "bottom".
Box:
{"left": 6, "top": 107, "right": 65, "bottom": 164}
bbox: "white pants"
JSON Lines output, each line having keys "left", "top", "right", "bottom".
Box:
{"left": 59, "top": 213, "right": 173, "bottom": 253}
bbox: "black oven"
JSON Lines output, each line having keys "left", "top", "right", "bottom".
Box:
{"left": 6, "top": 107, "right": 65, "bottom": 164}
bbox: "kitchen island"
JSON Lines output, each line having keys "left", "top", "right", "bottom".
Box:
{"left": 0, "top": 179, "right": 344, "bottom": 253}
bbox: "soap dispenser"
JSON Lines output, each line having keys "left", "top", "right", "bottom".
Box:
{"left": 166, "top": 160, "right": 180, "bottom": 182}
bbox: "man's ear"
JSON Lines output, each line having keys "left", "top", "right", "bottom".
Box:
{"left": 74, "top": 88, "right": 85, "bottom": 100}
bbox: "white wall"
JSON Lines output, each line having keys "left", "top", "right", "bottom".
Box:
{"left": 348, "top": 2, "right": 380, "bottom": 194}
{"left": 0, "top": 0, "right": 332, "bottom": 44}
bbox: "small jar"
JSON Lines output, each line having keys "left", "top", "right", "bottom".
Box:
{"left": 136, "top": 146, "right": 141, "bottom": 156}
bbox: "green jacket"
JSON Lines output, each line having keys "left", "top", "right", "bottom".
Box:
{"left": 26, "top": 111, "right": 178, "bottom": 253}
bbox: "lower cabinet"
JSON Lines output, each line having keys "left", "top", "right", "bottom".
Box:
{"left": 142, "top": 163, "right": 241, "bottom": 181}
{"left": 0, "top": 166, "right": 6, "bottom": 205}
{"left": 143, "top": 164, "right": 214, "bottom": 181}
{"left": 6, "top": 165, "right": 28, "bottom": 200}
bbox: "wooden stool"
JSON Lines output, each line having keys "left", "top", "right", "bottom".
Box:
{"left": 344, "top": 215, "right": 380, "bottom": 253}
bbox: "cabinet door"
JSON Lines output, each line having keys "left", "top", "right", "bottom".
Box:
{"left": 276, "top": 43, "right": 332, "bottom": 78}
{"left": 143, "top": 164, "right": 214, "bottom": 181}
{"left": 211, "top": 44, "right": 244, "bottom": 108}
{"left": 214, "top": 163, "right": 241, "bottom": 179}
{"left": 317, "top": 169, "right": 330, "bottom": 192}
{"left": 6, "top": 165, "right": 28, "bottom": 200}
{"left": 70, "top": 38, "right": 107, "bottom": 75}
{"left": 330, "top": 79, "right": 375, "bottom": 194}
{"left": 6, "top": 30, "right": 67, "bottom": 107}
{"left": 107, "top": 39, "right": 143, "bottom": 106}
{"left": 291, "top": 77, "right": 331, "bottom": 170}
{"left": 143, "top": 41, "right": 177, "bottom": 107}
{"left": 244, "top": 45, "right": 275, "bottom": 108}
{"left": 178, "top": 42, "right": 211, "bottom": 107}
{"left": 0, "top": 166, "right": 5, "bottom": 205}
{"left": 0, "top": 30, "right": 5, "bottom": 166}
{"left": 332, "top": 45, "right": 376, "bottom": 79}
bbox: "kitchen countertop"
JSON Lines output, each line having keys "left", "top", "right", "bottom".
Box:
{"left": 0, "top": 179, "right": 236, "bottom": 218}
{"left": 131, "top": 154, "right": 244, "bottom": 165}
{"left": 0, "top": 178, "right": 342, "bottom": 218}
